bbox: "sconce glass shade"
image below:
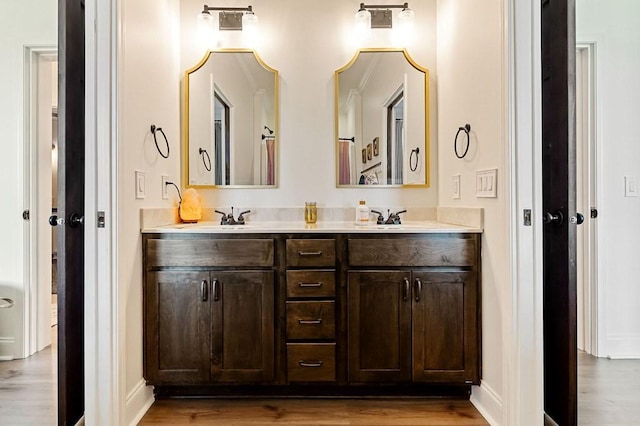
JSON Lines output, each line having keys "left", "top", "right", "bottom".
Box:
{"left": 242, "top": 11, "right": 259, "bottom": 41}
{"left": 396, "top": 7, "right": 415, "bottom": 33}
{"left": 354, "top": 9, "right": 372, "bottom": 40}
{"left": 197, "top": 11, "right": 217, "bottom": 47}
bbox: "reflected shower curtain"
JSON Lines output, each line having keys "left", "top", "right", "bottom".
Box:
{"left": 339, "top": 140, "right": 351, "bottom": 185}
{"left": 266, "top": 138, "right": 275, "bottom": 185}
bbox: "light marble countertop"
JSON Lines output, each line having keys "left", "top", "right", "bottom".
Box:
{"left": 142, "top": 220, "right": 482, "bottom": 234}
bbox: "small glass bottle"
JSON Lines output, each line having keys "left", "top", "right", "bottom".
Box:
{"left": 304, "top": 202, "right": 317, "bottom": 224}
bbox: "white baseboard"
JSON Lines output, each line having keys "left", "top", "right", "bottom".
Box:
{"left": 606, "top": 334, "right": 640, "bottom": 359}
{"left": 125, "top": 379, "right": 154, "bottom": 426}
{"left": 0, "top": 336, "right": 15, "bottom": 360}
{"left": 470, "top": 381, "right": 503, "bottom": 426}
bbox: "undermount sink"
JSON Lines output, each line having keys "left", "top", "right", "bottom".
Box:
{"left": 173, "top": 222, "right": 253, "bottom": 230}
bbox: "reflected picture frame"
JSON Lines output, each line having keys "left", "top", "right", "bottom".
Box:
{"left": 362, "top": 148, "right": 367, "bottom": 164}
{"left": 367, "top": 143, "right": 373, "bottom": 160}
{"left": 373, "top": 137, "right": 379, "bottom": 156}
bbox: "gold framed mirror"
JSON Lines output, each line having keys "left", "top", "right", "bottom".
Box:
{"left": 184, "top": 49, "right": 279, "bottom": 188}
{"left": 335, "top": 48, "right": 430, "bottom": 187}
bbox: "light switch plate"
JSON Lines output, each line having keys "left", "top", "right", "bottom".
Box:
{"left": 625, "top": 176, "right": 638, "bottom": 197}
{"left": 135, "top": 170, "right": 146, "bottom": 199}
{"left": 161, "top": 175, "right": 169, "bottom": 200}
{"left": 452, "top": 175, "right": 461, "bottom": 199}
{"left": 476, "top": 168, "right": 498, "bottom": 198}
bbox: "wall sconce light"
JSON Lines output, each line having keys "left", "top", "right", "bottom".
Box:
{"left": 354, "top": 2, "right": 415, "bottom": 40}
{"left": 197, "top": 4, "right": 258, "bottom": 46}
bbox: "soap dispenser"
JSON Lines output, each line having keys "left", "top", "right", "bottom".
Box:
{"left": 355, "top": 200, "right": 370, "bottom": 226}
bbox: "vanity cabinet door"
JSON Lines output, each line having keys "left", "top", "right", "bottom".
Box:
{"left": 347, "top": 271, "right": 412, "bottom": 383}
{"left": 211, "top": 271, "right": 275, "bottom": 383}
{"left": 145, "top": 271, "right": 211, "bottom": 384}
{"left": 412, "top": 271, "right": 479, "bottom": 384}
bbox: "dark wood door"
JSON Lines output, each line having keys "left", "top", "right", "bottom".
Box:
{"left": 145, "top": 271, "right": 211, "bottom": 384}
{"left": 211, "top": 271, "right": 274, "bottom": 382}
{"left": 347, "top": 271, "right": 411, "bottom": 382}
{"left": 412, "top": 271, "right": 478, "bottom": 384}
{"left": 542, "top": 0, "right": 578, "bottom": 424}
{"left": 57, "top": 0, "right": 85, "bottom": 423}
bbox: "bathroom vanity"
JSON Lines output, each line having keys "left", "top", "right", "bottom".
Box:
{"left": 142, "top": 221, "right": 481, "bottom": 398}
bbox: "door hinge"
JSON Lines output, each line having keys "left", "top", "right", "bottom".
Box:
{"left": 590, "top": 208, "right": 598, "bottom": 219}
{"left": 22, "top": 210, "right": 30, "bottom": 221}
{"left": 97, "top": 211, "right": 106, "bottom": 228}
{"left": 523, "top": 209, "right": 532, "bottom": 226}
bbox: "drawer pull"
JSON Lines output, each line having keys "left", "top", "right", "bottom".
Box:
{"left": 298, "top": 319, "right": 323, "bottom": 325}
{"left": 298, "top": 282, "right": 323, "bottom": 288}
{"left": 298, "top": 251, "right": 323, "bottom": 257}
{"left": 299, "top": 360, "right": 323, "bottom": 368}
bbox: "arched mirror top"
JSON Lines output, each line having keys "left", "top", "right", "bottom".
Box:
{"left": 184, "top": 49, "right": 279, "bottom": 188}
{"left": 335, "top": 48, "right": 430, "bottom": 188}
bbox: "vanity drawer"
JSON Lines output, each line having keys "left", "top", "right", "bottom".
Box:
{"left": 348, "top": 237, "right": 476, "bottom": 267}
{"left": 286, "top": 239, "right": 336, "bottom": 267}
{"left": 287, "top": 343, "right": 336, "bottom": 382}
{"left": 146, "top": 238, "right": 274, "bottom": 267}
{"left": 286, "top": 271, "right": 336, "bottom": 298}
{"left": 286, "top": 301, "right": 335, "bottom": 340}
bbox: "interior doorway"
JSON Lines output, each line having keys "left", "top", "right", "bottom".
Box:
{"left": 24, "top": 46, "right": 58, "bottom": 357}
{"left": 575, "top": 43, "right": 598, "bottom": 356}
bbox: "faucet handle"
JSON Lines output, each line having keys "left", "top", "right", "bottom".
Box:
{"left": 215, "top": 210, "right": 229, "bottom": 225}
{"left": 392, "top": 209, "right": 407, "bottom": 224}
{"left": 237, "top": 210, "right": 251, "bottom": 224}
{"left": 371, "top": 209, "right": 384, "bottom": 225}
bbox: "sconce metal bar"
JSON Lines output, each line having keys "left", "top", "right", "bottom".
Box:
{"left": 358, "top": 2, "right": 410, "bottom": 28}
{"left": 201, "top": 4, "right": 253, "bottom": 30}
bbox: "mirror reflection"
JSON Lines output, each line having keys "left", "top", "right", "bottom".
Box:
{"left": 335, "top": 49, "right": 429, "bottom": 187}
{"left": 185, "top": 49, "right": 278, "bottom": 187}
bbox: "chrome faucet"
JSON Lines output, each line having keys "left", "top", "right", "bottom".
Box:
{"left": 371, "top": 209, "right": 406, "bottom": 225}
{"left": 215, "top": 207, "right": 251, "bottom": 225}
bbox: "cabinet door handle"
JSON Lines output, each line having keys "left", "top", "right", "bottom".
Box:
{"left": 299, "top": 282, "right": 323, "bottom": 288}
{"left": 298, "top": 251, "right": 323, "bottom": 257}
{"left": 200, "top": 280, "right": 208, "bottom": 302}
{"left": 298, "top": 360, "right": 323, "bottom": 368}
{"left": 403, "top": 277, "right": 410, "bottom": 302}
{"left": 212, "top": 278, "right": 220, "bottom": 301}
{"left": 415, "top": 278, "right": 423, "bottom": 302}
{"left": 298, "top": 318, "right": 322, "bottom": 325}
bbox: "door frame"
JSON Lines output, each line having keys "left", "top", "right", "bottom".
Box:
{"left": 84, "top": 0, "right": 121, "bottom": 423}
{"left": 23, "top": 45, "right": 58, "bottom": 359}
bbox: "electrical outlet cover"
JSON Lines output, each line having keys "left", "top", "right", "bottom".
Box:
{"left": 625, "top": 176, "right": 638, "bottom": 197}
{"left": 161, "top": 175, "right": 170, "bottom": 200}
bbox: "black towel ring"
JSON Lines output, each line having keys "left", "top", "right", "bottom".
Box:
{"left": 409, "top": 147, "right": 420, "bottom": 172}
{"left": 454, "top": 124, "right": 471, "bottom": 159}
{"left": 199, "top": 148, "right": 212, "bottom": 171}
{"left": 150, "top": 125, "right": 170, "bottom": 159}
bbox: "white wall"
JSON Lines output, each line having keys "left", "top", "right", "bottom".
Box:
{"left": 117, "top": 0, "right": 181, "bottom": 422}
{"left": 179, "top": 0, "right": 438, "bottom": 208}
{"left": 436, "top": 0, "right": 507, "bottom": 422}
{"left": 577, "top": 0, "right": 640, "bottom": 358}
{"left": 0, "top": 0, "right": 57, "bottom": 359}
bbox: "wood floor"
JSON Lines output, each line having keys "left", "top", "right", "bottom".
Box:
{"left": 0, "top": 329, "right": 57, "bottom": 425}
{"left": 3, "top": 343, "right": 640, "bottom": 425}
{"left": 140, "top": 398, "right": 488, "bottom": 425}
{"left": 578, "top": 351, "right": 640, "bottom": 425}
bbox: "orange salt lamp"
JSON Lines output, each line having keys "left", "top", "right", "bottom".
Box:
{"left": 179, "top": 188, "right": 202, "bottom": 223}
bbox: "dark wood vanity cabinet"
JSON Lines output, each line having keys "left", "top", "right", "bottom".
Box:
{"left": 143, "top": 232, "right": 480, "bottom": 394}
{"left": 143, "top": 237, "right": 275, "bottom": 385}
{"left": 347, "top": 236, "right": 480, "bottom": 386}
